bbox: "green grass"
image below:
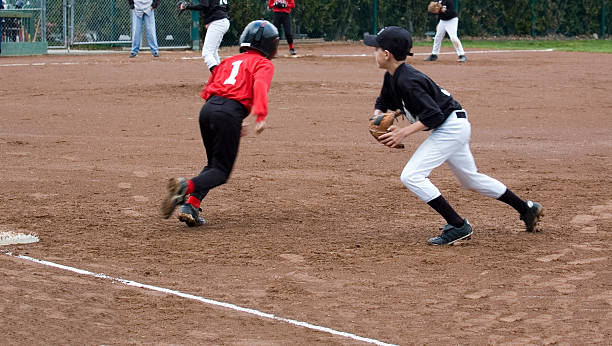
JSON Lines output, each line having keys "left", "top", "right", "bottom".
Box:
{"left": 413, "top": 38, "right": 612, "bottom": 53}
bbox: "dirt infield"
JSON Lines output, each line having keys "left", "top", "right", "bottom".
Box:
{"left": 1, "top": 43, "right": 611, "bottom": 345}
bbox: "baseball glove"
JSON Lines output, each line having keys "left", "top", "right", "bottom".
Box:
{"left": 273, "top": 1, "right": 288, "bottom": 8}
{"left": 178, "top": 0, "right": 190, "bottom": 15}
{"left": 369, "top": 110, "right": 405, "bottom": 149}
{"left": 427, "top": 1, "right": 442, "bottom": 14}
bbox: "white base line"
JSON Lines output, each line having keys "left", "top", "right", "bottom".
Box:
{"left": 4, "top": 252, "right": 396, "bottom": 346}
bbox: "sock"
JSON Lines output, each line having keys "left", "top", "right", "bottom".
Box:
{"left": 186, "top": 195, "right": 201, "bottom": 209}
{"left": 497, "top": 189, "right": 527, "bottom": 214}
{"left": 186, "top": 180, "right": 195, "bottom": 195}
{"left": 427, "top": 195, "right": 464, "bottom": 228}
{"left": 289, "top": 43, "right": 294, "bottom": 50}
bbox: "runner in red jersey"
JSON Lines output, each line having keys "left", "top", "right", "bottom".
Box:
{"left": 161, "top": 20, "right": 280, "bottom": 226}
{"left": 200, "top": 50, "right": 274, "bottom": 125}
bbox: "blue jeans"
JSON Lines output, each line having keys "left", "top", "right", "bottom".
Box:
{"left": 131, "top": 10, "right": 158, "bottom": 55}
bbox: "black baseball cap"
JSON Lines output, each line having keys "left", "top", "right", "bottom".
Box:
{"left": 363, "top": 26, "right": 414, "bottom": 58}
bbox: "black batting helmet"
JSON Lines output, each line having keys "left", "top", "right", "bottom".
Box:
{"left": 239, "top": 20, "right": 279, "bottom": 59}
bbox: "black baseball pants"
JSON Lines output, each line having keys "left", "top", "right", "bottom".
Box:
{"left": 190, "top": 96, "right": 248, "bottom": 201}
{"left": 273, "top": 12, "right": 293, "bottom": 45}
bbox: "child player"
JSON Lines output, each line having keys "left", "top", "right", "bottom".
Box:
{"left": 161, "top": 20, "right": 280, "bottom": 226}
{"left": 179, "top": 0, "right": 230, "bottom": 72}
{"left": 363, "top": 26, "right": 543, "bottom": 245}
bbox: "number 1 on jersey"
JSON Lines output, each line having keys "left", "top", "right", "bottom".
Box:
{"left": 223, "top": 60, "right": 243, "bottom": 85}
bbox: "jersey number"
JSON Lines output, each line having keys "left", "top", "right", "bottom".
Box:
{"left": 219, "top": 0, "right": 228, "bottom": 5}
{"left": 223, "top": 60, "right": 243, "bottom": 85}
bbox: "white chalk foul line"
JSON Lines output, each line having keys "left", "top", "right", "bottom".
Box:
{"left": 4, "top": 252, "right": 396, "bottom": 346}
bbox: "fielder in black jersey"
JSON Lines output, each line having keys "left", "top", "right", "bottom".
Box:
{"left": 180, "top": 0, "right": 230, "bottom": 71}
{"left": 425, "top": 0, "right": 466, "bottom": 62}
{"left": 363, "top": 27, "right": 543, "bottom": 245}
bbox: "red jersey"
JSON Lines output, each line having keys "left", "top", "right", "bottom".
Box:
{"left": 268, "top": 0, "right": 295, "bottom": 13}
{"left": 201, "top": 50, "right": 274, "bottom": 122}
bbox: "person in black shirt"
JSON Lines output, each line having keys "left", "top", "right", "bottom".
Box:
{"left": 180, "top": 0, "right": 230, "bottom": 72}
{"left": 424, "top": 0, "right": 466, "bottom": 62}
{"left": 363, "top": 27, "right": 543, "bottom": 245}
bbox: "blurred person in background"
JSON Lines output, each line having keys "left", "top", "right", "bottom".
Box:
{"left": 128, "top": 0, "right": 160, "bottom": 58}
{"left": 268, "top": 0, "right": 296, "bottom": 55}
{"left": 179, "top": 0, "right": 230, "bottom": 72}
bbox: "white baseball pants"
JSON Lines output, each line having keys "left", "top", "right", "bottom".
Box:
{"left": 432, "top": 17, "right": 465, "bottom": 56}
{"left": 400, "top": 111, "right": 507, "bottom": 202}
{"left": 202, "top": 18, "right": 230, "bottom": 69}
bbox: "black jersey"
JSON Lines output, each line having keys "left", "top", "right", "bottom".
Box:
{"left": 187, "top": 0, "right": 229, "bottom": 25}
{"left": 375, "top": 63, "right": 462, "bottom": 130}
{"left": 438, "top": 0, "right": 458, "bottom": 21}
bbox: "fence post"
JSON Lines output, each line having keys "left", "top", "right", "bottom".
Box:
{"left": 372, "top": 0, "right": 378, "bottom": 34}
{"left": 41, "top": 0, "right": 47, "bottom": 43}
{"left": 531, "top": 0, "right": 536, "bottom": 38}
{"left": 62, "top": 0, "right": 67, "bottom": 48}
{"left": 111, "top": 0, "right": 116, "bottom": 43}
{"left": 191, "top": 0, "right": 200, "bottom": 51}
{"left": 603, "top": 0, "right": 606, "bottom": 39}
{"left": 69, "top": 0, "right": 74, "bottom": 46}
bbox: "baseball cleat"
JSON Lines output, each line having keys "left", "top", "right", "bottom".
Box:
{"left": 428, "top": 219, "right": 473, "bottom": 245}
{"left": 289, "top": 48, "right": 296, "bottom": 55}
{"left": 178, "top": 203, "right": 206, "bottom": 227}
{"left": 520, "top": 201, "right": 543, "bottom": 232}
{"left": 424, "top": 54, "right": 438, "bottom": 61}
{"left": 457, "top": 55, "right": 467, "bottom": 62}
{"left": 161, "top": 177, "right": 188, "bottom": 219}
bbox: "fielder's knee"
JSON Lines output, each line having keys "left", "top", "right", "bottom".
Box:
{"left": 400, "top": 170, "right": 421, "bottom": 190}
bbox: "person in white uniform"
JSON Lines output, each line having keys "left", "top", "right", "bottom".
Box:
{"left": 363, "top": 26, "right": 543, "bottom": 245}
{"left": 425, "top": 0, "right": 466, "bottom": 62}
{"left": 179, "top": 0, "right": 230, "bottom": 72}
{"left": 128, "top": 0, "right": 160, "bottom": 58}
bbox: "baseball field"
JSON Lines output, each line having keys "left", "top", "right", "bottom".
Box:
{"left": 1, "top": 42, "right": 611, "bottom": 344}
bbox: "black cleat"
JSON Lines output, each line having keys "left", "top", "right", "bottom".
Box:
{"left": 161, "top": 178, "right": 188, "bottom": 219}
{"left": 457, "top": 55, "right": 467, "bottom": 62}
{"left": 178, "top": 203, "right": 206, "bottom": 227}
{"left": 424, "top": 54, "right": 438, "bottom": 61}
{"left": 428, "top": 219, "right": 473, "bottom": 245}
{"left": 129, "top": 52, "right": 138, "bottom": 58}
{"left": 289, "top": 48, "right": 296, "bottom": 55}
{"left": 520, "top": 201, "right": 543, "bottom": 232}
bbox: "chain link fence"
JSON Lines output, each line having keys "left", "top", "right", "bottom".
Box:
{"left": 4, "top": 0, "right": 611, "bottom": 53}
{"left": 44, "top": 0, "right": 192, "bottom": 49}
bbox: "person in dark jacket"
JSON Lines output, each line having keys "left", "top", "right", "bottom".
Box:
{"left": 179, "top": 0, "right": 230, "bottom": 72}
{"left": 424, "top": 0, "right": 466, "bottom": 62}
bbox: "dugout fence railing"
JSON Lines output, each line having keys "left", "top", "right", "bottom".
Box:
{"left": 0, "top": 0, "right": 46, "bottom": 56}
{"left": 43, "top": 0, "right": 192, "bottom": 49}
